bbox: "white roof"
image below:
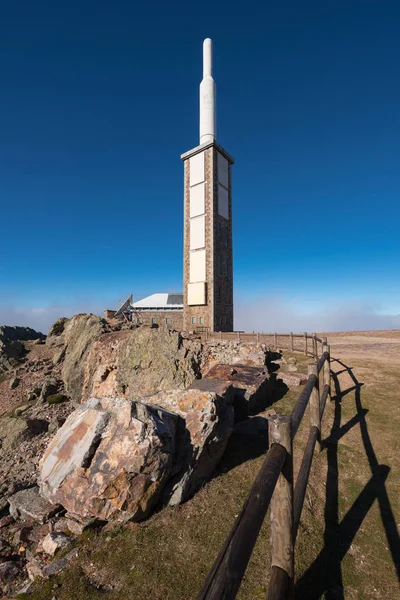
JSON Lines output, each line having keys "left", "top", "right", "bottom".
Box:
{"left": 131, "top": 293, "right": 183, "bottom": 309}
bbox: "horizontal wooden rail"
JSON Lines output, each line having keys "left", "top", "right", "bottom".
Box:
{"left": 290, "top": 375, "right": 317, "bottom": 438}
{"left": 197, "top": 443, "right": 287, "bottom": 600}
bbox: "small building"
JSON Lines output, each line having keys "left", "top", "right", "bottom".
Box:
{"left": 105, "top": 293, "right": 184, "bottom": 330}
{"left": 130, "top": 293, "right": 183, "bottom": 329}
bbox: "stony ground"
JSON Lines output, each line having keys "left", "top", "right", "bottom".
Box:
{"left": 18, "top": 329, "right": 399, "bottom": 600}
{"left": 0, "top": 342, "right": 58, "bottom": 416}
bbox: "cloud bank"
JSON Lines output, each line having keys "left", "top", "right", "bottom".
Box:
{"left": 0, "top": 304, "right": 105, "bottom": 335}
{"left": 0, "top": 295, "right": 399, "bottom": 335}
{"left": 235, "top": 296, "right": 400, "bottom": 333}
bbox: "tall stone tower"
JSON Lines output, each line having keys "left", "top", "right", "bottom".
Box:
{"left": 182, "top": 38, "right": 234, "bottom": 332}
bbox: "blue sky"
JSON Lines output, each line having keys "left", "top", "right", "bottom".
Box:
{"left": 1, "top": 0, "right": 399, "bottom": 333}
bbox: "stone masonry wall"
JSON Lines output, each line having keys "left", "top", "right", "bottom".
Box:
{"left": 131, "top": 311, "right": 183, "bottom": 330}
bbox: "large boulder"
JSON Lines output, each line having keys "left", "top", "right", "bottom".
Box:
{"left": 81, "top": 327, "right": 204, "bottom": 403}
{"left": 39, "top": 386, "right": 234, "bottom": 520}
{"left": 39, "top": 398, "right": 179, "bottom": 522}
{"left": 144, "top": 387, "right": 234, "bottom": 505}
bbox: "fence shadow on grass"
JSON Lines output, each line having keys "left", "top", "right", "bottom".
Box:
{"left": 295, "top": 359, "right": 400, "bottom": 599}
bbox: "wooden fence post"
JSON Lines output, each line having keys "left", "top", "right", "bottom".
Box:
{"left": 274, "top": 333, "right": 277, "bottom": 349}
{"left": 308, "top": 363, "right": 321, "bottom": 450}
{"left": 290, "top": 332, "right": 294, "bottom": 351}
{"left": 304, "top": 332, "right": 307, "bottom": 355}
{"left": 237, "top": 331, "right": 241, "bottom": 342}
{"left": 322, "top": 342, "right": 331, "bottom": 404}
{"left": 219, "top": 330, "right": 222, "bottom": 341}
{"left": 267, "top": 415, "right": 294, "bottom": 599}
{"left": 257, "top": 332, "right": 260, "bottom": 343}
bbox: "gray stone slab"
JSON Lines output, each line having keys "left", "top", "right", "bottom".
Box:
{"left": 8, "top": 486, "right": 61, "bottom": 524}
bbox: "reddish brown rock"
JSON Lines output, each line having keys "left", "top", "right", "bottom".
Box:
{"left": 40, "top": 398, "right": 179, "bottom": 522}
{"left": 190, "top": 363, "right": 269, "bottom": 421}
{"left": 144, "top": 388, "right": 234, "bottom": 505}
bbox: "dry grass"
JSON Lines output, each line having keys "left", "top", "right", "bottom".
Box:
{"left": 26, "top": 331, "right": 400, "bottom": 600}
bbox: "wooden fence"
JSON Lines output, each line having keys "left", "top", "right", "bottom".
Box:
{"left": 196, "top": 334, "right": 331, "bottom": 600}
{"left": 202, "top": 330, "right": 326, "bottom": 361}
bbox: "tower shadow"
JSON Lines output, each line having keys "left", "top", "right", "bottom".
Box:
{"left": 295, "top": 359, "right": 400, "bottom": 599}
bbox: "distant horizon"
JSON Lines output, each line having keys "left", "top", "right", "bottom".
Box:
{"left": 1, "top": 2, "right": 399, "bottom": 334}
{"left": 0, "top": 297, "right": 399, "bottom": 337}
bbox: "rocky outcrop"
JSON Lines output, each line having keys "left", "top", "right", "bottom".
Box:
{"left": 47, "top": 317, "right": 69, "bottom": 340}
{"left": 40, "top": 398, "right": 179, "bottom": 522}
{"left": 0, "top": 326, "right": 45, "bottom": 344}
{"left": 0, "top": 326, "right": 45, "bottom": 375}
{"left": 81, "top": 327, "right": 204, "bottom": 403}
{"left": 58, "top": 314, "right": 109, "bottom": 404}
